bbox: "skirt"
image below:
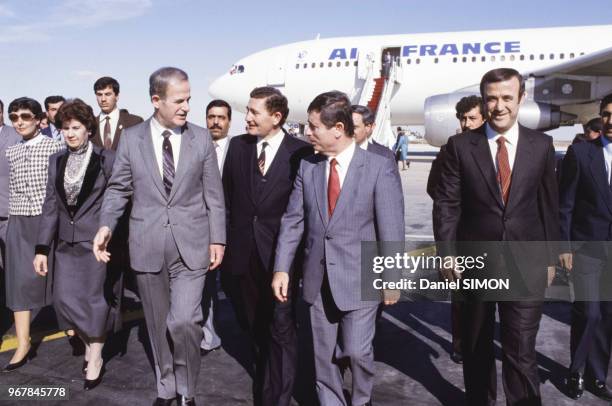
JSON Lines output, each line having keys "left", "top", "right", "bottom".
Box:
{"left": 53, "top": 240, "right": 122, "bottom": 337}
{"left": 5, "top": 215, "right": 53, "bottom": 311}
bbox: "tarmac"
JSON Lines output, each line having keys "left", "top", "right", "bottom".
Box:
{"left": 0, "top": 158, "right": 610, "bottom": 406}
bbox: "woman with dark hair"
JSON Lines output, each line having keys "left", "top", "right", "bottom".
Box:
{"left": 3, "top": 97, "right": 64, "bottom": 372}
{"left": 33, "top": 99, "right": 120, "bottom": 390}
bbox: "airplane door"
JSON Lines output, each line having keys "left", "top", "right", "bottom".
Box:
{"left": 267, "top": 55, "right": 286, "bottom": 86}
{"left": 357, "top": 48, "right": 377, "bottom": 80}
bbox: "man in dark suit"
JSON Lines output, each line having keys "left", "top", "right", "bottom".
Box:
{"left": 91, "top": 76, "right": 143, "bottom": 150}
{"left": 351, "top": 104, "right": 395, "bottom": 161}
{"left": 559, "top": 94, "right": 612, "bottom": 401}
{"left": 427, "top": 95, "right": 486, "bottom": 365}
{"left": 41, "top": 95, "right": 65, "bottom": 141}
{"left": 434, "top": 68, "right": 560, "bottom": 406}
{"left": 223, "top": 87, "right": 312, "bottom": 406}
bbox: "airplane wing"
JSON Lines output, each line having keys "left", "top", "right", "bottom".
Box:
{"left": 524, "top": 46, "right": 612, "bottom": 77}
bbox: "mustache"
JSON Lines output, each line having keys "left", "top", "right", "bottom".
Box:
{"left": 209, "top": 124, "right": 222, "bottom": 130}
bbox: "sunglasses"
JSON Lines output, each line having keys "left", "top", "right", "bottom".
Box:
{"left": 8, "top": 113, "right": 36, "bottom": 122}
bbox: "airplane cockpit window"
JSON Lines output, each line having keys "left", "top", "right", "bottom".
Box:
{"left": 229, "top": 64, "right": 245, "bottom": 75}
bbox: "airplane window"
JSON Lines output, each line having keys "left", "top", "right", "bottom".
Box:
{"left": 549, "top": 54, "right": 555, "bottom": 60}
{"left": 336, "top": 61, "right": 341, "bottom": 67}
{"left": 560, "top": 53, "right": 564, "bottom": 59}
{"left": 303, "top": 63, "right": 308, "bottom": 68}
{"left": 580, "top": 52, "right": 585, "bottom": 56}
{"left": 481, "top": 56, "right": 486, "bottom": 62}
{"left": 296, "top": 64, "right": 299, "bottom": 69}
{"left": 500, "top": 55, "right": 506, "bottom": 61}
{"left": 539, "top": 54, "right": 545, "bottom": 60}
{"left": 311, "top": 63, "right": 315, "bottom": 68}
{"left": 462, "top": 56, "right": 467, "bottom": 63}
{"left": 452, "top": 57, "right": 457, "bottom": 63}
{"left": 509, "top": 55, "right": 515, "bottom": 61}
{"left": 354, "top": 61, "right": 358, "bottom": 66}
{"left": 471, "top": 56, "right": 477, "bottom": 62}
{"left": 434, "top": 57, "right": 439, "bottom": 64}
{"left": 407, "top": 59, "right": 411, "bottom": 64}
{"left": 328, "top": 62, "right": 332, "bottom": 67}
{"left": 570, "top": 53, "right": 575, "bottom": 58}
{"left": 491, "top": 55, "right": 496, "bottom": 62}
{"left": 345, "top": 61, "right": 350, "bottom": 67}
{"left": 320, "top": 62, "right": 324, "bottom": 68}
{"left": 416, "top": 58, "right": 421, "bottom": 64}
{"left": 520, "top": 55, "right": 525, "bottom": 61}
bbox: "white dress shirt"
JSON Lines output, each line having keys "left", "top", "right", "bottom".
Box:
{"left": 99, "top": 107, "right": 120, "bottom": 144}
{"left": 22, "top": 132, "right": 44, "bottom": 146}
{"left": 214, "top": 136, "right": 229, "bottom": 173}
{"left": 257, "top": 129, "right": 284, "bottom": 176}
{"left": 486, "top": 121, "right": 519, "bottom": 172}
{"left": 601, "top": 135, "right": 612, "bottom": 184}
{"left": 49, "top": 123, "right": 63, "bottom": 142}
{"left": 327, "top": 141, "right": 356, "bottom": 188}
{"left": 150, "top": 117, "right": 182, "bottom": 178}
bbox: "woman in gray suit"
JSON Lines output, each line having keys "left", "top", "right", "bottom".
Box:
{"left": 33, "top": 99, "right": 120, "bottom": 390}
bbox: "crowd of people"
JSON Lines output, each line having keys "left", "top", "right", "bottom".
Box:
{"left": 0, "top": 65, "right": 610, "bottom": 406}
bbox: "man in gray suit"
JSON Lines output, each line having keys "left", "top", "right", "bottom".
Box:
{"left": 93, "top": 67, "right": 226, "bottom": 406}
{"left": 272, "top": 91, "right": 404, "bottom": 406}
{"left": 0, "top": 99, "right": 20, "bottom": 274}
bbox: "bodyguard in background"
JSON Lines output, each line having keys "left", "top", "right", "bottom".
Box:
{"left": 3, "top": 97, "right": 64, "bottom": 371}
{"left": 41, "top": 95, "right": 65, "bottom": 142}
{"left": 559, "top": 93, "right": 612, "bottom": 401}
{"left": 34, "top": 99, "right": 121, "bottom": 390}
{"left": 93, "top": 67, "right": 225, "bottom": 406}
{"left": 351, "top": 104, "right": 395, "bottom": 161}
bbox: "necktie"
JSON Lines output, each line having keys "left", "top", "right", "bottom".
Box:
{"left": 162, "top": 130, "right": 175, "bottom": 196}
{"left": 328, "top": 158, "right": 340, "bottom": 217}
{"left": 496, "top": 136, "right": 511, "bottom": 205}
{"left": 258, "top": 141, "right": 268, "bottom": 175}
{"left": 103, "top": 116, "right": 112, "bottom": 149}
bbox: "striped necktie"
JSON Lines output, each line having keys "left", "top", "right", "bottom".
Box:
{"left": 496, "top": 136, "right": 511, "bottom": 205}
{"left": 258, "top": 141, "right": 268, "bottom": 175}
{"left": 162, "top": 130, "right": 175, "bottom": 196}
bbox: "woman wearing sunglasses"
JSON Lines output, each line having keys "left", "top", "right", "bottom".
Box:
{"left": 33, "top": 99, "right": 121, "bottom": 390}
{"left": 3, "top": 97, "right": 64, "bottom": 372}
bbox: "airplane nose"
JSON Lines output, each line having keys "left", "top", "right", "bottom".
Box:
{"left": 208, "top": 70, "right": 253, "bottom": 113}
{"left": 208, "top": 75, "right": 227, "bottom": 100}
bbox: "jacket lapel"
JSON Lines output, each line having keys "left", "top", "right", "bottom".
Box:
{"left": 139, "top": 119, "right": 166, "bottom": 198}
{"left": 56, "top": 151, "right": 69, "bottom": 211}
{"left": 257, "top": 133, "right": 290, "bottom": 205}
{"left": 111, "top": 111, "right": 126, "bottom": 150}
{"left": 312, "top": 157, "right": 329, "bottom": 228}
{"left": 470, "top": 129, "right": 504, "bottom": 209}
{"left": 168, "top": 124, "right": 194, "bottom": 202}
{"left": 328, "top": 147, "right": 365, "bottom": 230}
{"left": 243, "top": 137, "right": 257, "bottom": 206}
{"left": 74, "top": 148, "right": 103, "bottom": 216}
{"left": 588, "top": 139, "right": 612, "bottom": 214}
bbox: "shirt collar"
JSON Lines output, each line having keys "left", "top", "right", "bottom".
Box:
{"left": 100, "top": 107, "right": 119, "bottom": 122}
{"left": 328, "top": 140, "right": 356, "bottom": 168}
{"left": 151, "top": 116, "right": 181, "bottom": 137}
{"left": 22, "top": 132, "right": 44, "bottom": 145}
{"left": 214, "top": 136, "right": 229, "bottom": 149}
{"left": 258, "top": 128, "right": 284, "bottom": 149}
{"left": 602, "top": 134, "right": 612, "bottom": 151}
{"left": 485, "top": 121, "right": 519, "bottom": 146}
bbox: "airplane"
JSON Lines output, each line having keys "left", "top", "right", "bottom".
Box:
{"left": 208, "top": 25, "right": 612, "bottom": 147}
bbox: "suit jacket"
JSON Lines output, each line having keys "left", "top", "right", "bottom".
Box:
{"left": 426, "top": 144, "right": 447, "bottom": 200}
{"left": 559, "top": 138, "right": 612, "bottom": 245}
{"left": 223, "top": 131, "right": 313, "bottom": 275}
{"left": 367, "top": 140, "right": 396, "bottom": 161}
{"left": 274, "top": 146, "right": 405, "bottom": 311}
{"left": 99, "top": 119, "right": 226, "bottom": 272}
{"left": 433, "top": 124, "right": 560, "bottom": 292}
{"left": 0, "top": 126, "right": 21, "bottom": 217}
{"left": 36, "top": 145, "right": 114, "bottom": 254}
{"left": 91, "top": 109, "right": 143, "bottom": 151}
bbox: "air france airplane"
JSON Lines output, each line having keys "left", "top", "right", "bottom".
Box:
{"left": 209, "top": 25, "right": 612, "bottom": 146}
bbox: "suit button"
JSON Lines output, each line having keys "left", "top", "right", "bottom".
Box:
{"left": 503, "top": 217, "right": 509, "bottom": 222}
{"left": 167, "top": 205, "right": 171, "bottom": 209}
{"left": 325, "top": 235, "right": 332, "bottom": 240}
{"left": 70, "top": 221, "right": 74, "bottom": 225}
{"left": 320, "top": 259, "right": 325, "bottom": 265}
{"left": 254, "top": 216, "right": 258, "bottom": 222}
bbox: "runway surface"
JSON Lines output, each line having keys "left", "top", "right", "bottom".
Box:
{"left": 0, "top": 160, "right": 609, "bottom": 406}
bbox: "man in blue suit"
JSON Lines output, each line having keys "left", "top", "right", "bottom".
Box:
{"left": 272, "top": 91, "right": 404, "bottom": 406}
{"left": 559, "top": 93, "right": 612, "bottom": 401}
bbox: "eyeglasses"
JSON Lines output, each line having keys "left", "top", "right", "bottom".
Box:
{"left": 8, "top": 113, "right": 36, "bottom": 122}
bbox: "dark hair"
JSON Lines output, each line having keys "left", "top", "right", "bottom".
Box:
{"left": 455, "top": 95, "right": 485, "bottom": 119}
{"left": 0, "top": 98, "right": 3, "bottom": 112}
{"left": 249, "top": 87, "right": 289, "bottom": 126}
{"left": 94, "top": 76, "right": 120, "bottom": 95}
{"left": 583, "top": 117, "right": 602, "bottom": 133}
{"left": 44, "top": 95, "right": 66, "bottom": 110}
{"left": 479, "top": 68, "right": 525, "bottom": 99}
{"left": 307, "top": 91, "right": 354, "bottom": 136}
{"left": 149, "top": 67, "right": 189, "bottom": 99}
{"left": 8, "top": 97, "right": 44, "bottom": 119}
{"left": 55, "top": 99, "right": 96, "bottom": 133}
{"left": 600, "top": 93, "right": 612, "bottom": 114}
{"left": 206, "top": 99, "right": 232, "bottom": 120}
{"left": 351, "top": 105, "right": 375, "bottom": 125}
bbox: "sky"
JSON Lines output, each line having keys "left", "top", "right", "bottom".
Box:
{"left": 0, "top": 0, "right": 610, "bottom": 137}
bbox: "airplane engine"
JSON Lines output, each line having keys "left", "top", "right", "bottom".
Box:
{"left": 424, "top": 93, "right": 575, "bottom": 147}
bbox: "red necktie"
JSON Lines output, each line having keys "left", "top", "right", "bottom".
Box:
{"left": 496, "top": 136, "right": 512, "bottom": 205}
{"left": 328, "top": 158, "right": 340, "bottom": 217}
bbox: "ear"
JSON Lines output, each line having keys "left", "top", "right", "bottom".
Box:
{"left": 151, "top": 95, "right": 161, "bottom": 109}
{"left": 272, "top": 111, "right": 282, "bottom": 126}
{"left": 519, "top": 91, "right": 527, "bottom": 105}
{"left": 334, "top": 122, "right": 345, "bottom": 138}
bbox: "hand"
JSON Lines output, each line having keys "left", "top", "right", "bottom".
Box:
{"left": 272, "top": 272, "right": 289, "bottom": 303}
{"left": 547, "top": 266, "right": 556, "bottom": 287}
{"left": 559, "top": 252, "right": 573, "bottom": 271}
{"left": 383, "top": 289, "right": 400, "bottom": 306}
{"left": 33, "top": 254, "right": 48, "bottom": 276}
{"left": 93, "top": 226, "right": 112, "bottom": 263}
{"left": 439, "top": 256, "right": 461, "bottom": 282}
{"left": 209, "top": 244, "right": 225, "bottom": 270}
